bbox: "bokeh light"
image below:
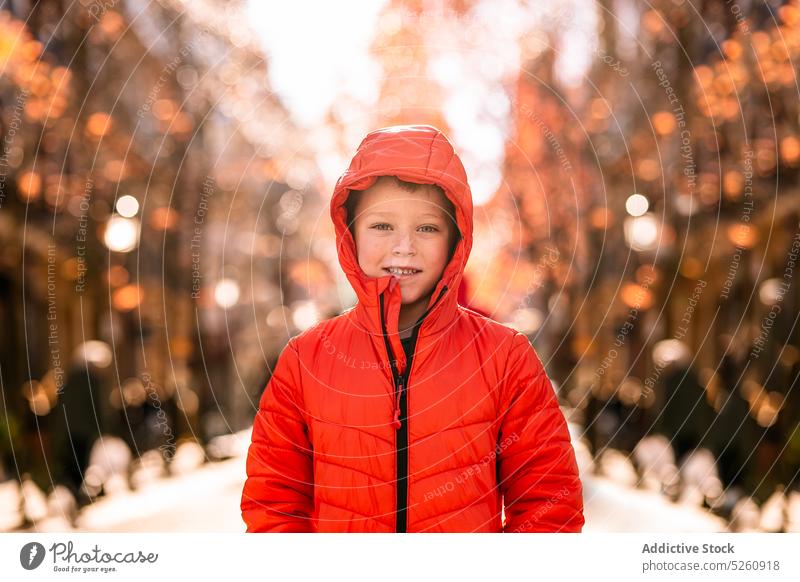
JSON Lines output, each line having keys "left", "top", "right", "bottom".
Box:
{"left": 103, "top": 216, "right": 140, "bottom": 252}
{"left": 115, "top": 195, "right": 139, "bottom": 217}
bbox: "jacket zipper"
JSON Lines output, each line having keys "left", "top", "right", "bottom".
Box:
{"left": 379, "top": 285, "right": 448, "bottom": 533}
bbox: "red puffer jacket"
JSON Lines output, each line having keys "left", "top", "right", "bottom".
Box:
{"left": 242, "top": 125, "right": 584, "bottom": 532}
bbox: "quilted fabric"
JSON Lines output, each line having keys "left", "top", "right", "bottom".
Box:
{"left": 241, "top": 125, "right": 584, "bottom": 532}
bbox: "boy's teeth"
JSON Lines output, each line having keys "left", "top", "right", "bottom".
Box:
{"left": 387, "top": 268, "right": 418, "bottom": 275}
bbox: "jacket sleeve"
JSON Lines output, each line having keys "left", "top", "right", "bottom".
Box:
{"left": 241, "top": 339, "right": 314, "bottom": 532}
{"left": 497, "top": 333, "right": 584, "bottom": 533}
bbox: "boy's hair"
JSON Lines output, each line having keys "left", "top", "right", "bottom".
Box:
{"left": 345, "top": 176, "right": 461, "bottom": 258}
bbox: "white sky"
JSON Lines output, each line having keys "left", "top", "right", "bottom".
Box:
{"left": 245, "top": 1, "right": 387, "bottom": 127}
{"left": 245, "top": 0, "right": 596, "bottom": 205}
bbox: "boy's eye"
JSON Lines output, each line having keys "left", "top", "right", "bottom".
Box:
{"left": 368, "top": 223, "right": 440, "bottom": 232}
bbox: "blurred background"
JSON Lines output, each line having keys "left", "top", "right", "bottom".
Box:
{"left": 0, "top": 0, "right": 799, "bottom": 533}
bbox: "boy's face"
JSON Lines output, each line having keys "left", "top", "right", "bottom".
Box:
{"left": 350, "top": 178, "right": 457, "bottom": 309}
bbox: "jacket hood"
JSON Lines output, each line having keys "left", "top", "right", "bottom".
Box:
{"left": 330, "top": 125, "right": 474, "bottom": 346}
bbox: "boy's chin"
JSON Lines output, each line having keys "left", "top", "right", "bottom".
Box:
{"left": 399, "top": 289, "right": 434, "bottom": 307}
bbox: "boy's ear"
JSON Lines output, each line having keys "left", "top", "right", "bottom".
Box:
{"left": 343, "top": 190, "right": 361, "bottom": 232}
{"left": 448, "top": 225, "right": 461, "bottom": 261}
{"left": 344, "top": 190, "right": 360, "bottom": 234}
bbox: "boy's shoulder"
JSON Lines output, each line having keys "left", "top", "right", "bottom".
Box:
{"left": 455, "top": 304, "right": 527, "bottom": 345}
{"left": 456, "top": 303, "right": 515, "bottom": 332}
{"left": 456, "top": 306, "right": 546, "bottom": 374}
{"left": 286, "top": 309, "right": 353, "bottom": 350}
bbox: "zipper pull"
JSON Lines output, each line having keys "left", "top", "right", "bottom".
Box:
{"left": 392, "top": 407, "right": 401, "bottom": 430}
{"left": 392, "top": 375, "right": 405, "bottom": 430}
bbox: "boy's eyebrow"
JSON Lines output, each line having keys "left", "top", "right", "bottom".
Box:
{"left": 364, "top": 211, "right": 446, "bottom": 219}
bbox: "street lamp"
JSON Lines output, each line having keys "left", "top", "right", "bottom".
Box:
{"left": 214, "top": 278, "right": 240, "bottom": 309}
{"left": 625, "top": 193, "right": 649, "bottom": 217}
{"left": 624, "top": 213, "right": 660, "bottom": 252}
{"left": 103, "top": 216, "right": 140, "bottom": 252}
{"left": 115, "top": 195, "right": 139, "bottom": 218}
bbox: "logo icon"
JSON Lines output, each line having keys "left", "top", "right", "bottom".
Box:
{"left": 20, "top": 542, "right": 46, "bottom": 570}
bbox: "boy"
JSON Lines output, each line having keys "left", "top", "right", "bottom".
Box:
{"left": 241, "top": 125, "right": 584, "bottom": 532}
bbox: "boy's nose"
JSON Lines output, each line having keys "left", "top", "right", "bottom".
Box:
{"left": 392, "top": 234, "right": 415, "bottom": 255}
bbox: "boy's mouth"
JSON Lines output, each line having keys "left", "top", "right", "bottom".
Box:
{"left": 384, "top": 267, "right": 421, "bottom": 277}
